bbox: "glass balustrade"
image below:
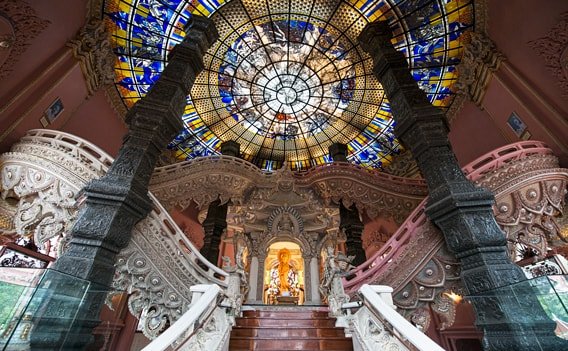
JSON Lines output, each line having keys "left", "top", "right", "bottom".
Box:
{"left": 0, "top": 268, "right": 121, "bottom": 350}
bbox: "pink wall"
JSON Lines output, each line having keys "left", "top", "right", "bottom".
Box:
{"left": 483, "top": 0, "right": 568, "bottom": 166}
{"left": 169, "top": 203, "right": 205, "bottom": 250}
{"left": 61, "top": 89, "right": 127, "bottom": 157}
{"left": 449, "top": 1, "right": 568, "bottom": 167}
{"left": 0, "top": 0, "right": 88, "bottom": 101}
{"left": 449, "top": 100, "right": 507, "bottom": 166}
{"left": 487, "top": 0, "right": 568, "bottom": 117}
{"left": 0, "top": 53, "right": 89, "bottom": 153}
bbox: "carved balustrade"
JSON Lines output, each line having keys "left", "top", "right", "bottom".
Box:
{"left": 0, "top": 129, "right": 228, "bottom": 339}
{"left": 343, "top": 141, "right": 568, "bottom": 330}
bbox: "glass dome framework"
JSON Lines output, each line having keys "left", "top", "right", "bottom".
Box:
{"left": 103, "top": 0, "right": 474, "bottom": 171}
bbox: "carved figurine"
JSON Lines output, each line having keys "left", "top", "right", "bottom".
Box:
{"left": 319, "top": 246, "right": 354, "bottom": 316}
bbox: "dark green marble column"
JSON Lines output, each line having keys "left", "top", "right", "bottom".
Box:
{"left": 358, "top": 21, "right": 567, "bottom": 351}
{"left": 339, "top": 202, "right": 366, "bottom": 266}
{"left": 29, "top": 16, "right": 218, "bottom": 350}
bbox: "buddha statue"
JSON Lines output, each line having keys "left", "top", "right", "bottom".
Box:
{"left": 277, "top": 248, "right": 291, "bottom": 294}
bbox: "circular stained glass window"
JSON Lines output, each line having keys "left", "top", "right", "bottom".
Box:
{"left": 219, "top": 20, "right": 354, "bottom": 141}
{"left": 103, "top": 0, "right": 475, "bottom": 171}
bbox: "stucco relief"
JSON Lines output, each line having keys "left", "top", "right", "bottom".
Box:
{"left": 0, "top": 1, "right": 50, "bottom": 80}
{"left": 529, "top": 12, "right": 568, "bottom": 96}
{"left": 472, "top": 152, "right": 568, "bottom": 258}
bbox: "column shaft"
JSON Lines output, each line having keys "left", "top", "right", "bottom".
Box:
{"left": 310, "top": 256, "right": 321, "bottom": 303}
{"left": 247, "top": 256, "right": 259, "bottom": 302}
{"left": 339, "top": 202, "right": 366, "bottom": 266}
{"left": 358, "top": 21, "right": 567, "bottom": 351}
{"left": 29, "top": 17, "right": 219, "bottom": 350}
{"left": 201, "top": 199, "right": 228, "bottom": 265}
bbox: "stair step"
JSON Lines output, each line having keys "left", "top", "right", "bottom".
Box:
{"left": 241, "top": 310, "right": 329, "bottom": 319}
{"left": 234, "top": 317, "right": 336, "bottom": 327}
{"left": 229, "top": 337, "right": 353, "bottom": 350}
{"left": 230, "top": 308, "right": 352, "bottom": 351}
{"left": 231, "top": 326, "right": 345, "bottom": 338}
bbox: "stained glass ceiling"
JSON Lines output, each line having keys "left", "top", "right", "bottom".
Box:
{"left": 103, "top": 0, "right": 474, "bottom": 171}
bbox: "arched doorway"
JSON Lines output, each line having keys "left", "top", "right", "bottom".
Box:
{"left": 262, "top": 241, "right": 305, "bottom": 305}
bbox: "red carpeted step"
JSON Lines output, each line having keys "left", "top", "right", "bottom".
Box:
{"left": 229, "top": 309, "right": 353, "bottom": 351}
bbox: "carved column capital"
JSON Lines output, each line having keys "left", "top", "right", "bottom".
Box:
{"left": 454, "top": 32, "right": 504, "bottom": 106}
{"left": 67, "top": 19, "right": 115, "bottom": 96}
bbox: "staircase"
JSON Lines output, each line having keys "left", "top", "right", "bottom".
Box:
{"left": 229, "top": 308, "right": 353, "bottom": 350}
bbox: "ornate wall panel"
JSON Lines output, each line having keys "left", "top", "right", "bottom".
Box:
{"left": 529, "top": 12, "right": 568, "bottom": 96}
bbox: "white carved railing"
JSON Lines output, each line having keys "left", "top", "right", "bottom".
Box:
{"left": 141, "top": 284, "right": 231, "bottom": 351}
{"left": 351, "top": 284, "right": 444, "bottom": 351}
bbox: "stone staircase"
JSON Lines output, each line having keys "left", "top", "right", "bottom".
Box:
{"left": 229, "top": 308, "right": 353, "bottom": 350}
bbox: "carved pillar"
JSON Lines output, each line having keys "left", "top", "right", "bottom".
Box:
{"left": 358, "top": 21, "right": 567, "bottom": 351}
{"left": 339, "top": 202, "right": 366, "bottom": 266}
{"left": 201, "top": 199, "right": 228, "bottom": 265}
{"left": 30, "top": 17, "right": 219, "bottom": 350}
{"left": 309, "top": 256, "right": 321, "bottom": 304}
{"left": 302, "top": 255, "right": 311, "bottom": 303}
{"left": 328, "top": 143, "right": 348, "bottom": 162}
{"left": 247, "top": 255, "right": 259, "bottom": 302}
{"left": 256, "top": 255, "right": 266, "bottom": 304}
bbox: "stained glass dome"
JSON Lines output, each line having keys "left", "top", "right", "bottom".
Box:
{"left": 103, "top": 0, "right": 474, "bottom": 171}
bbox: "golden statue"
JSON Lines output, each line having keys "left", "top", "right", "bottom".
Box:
{"left": 277, "top": 248, "right": 291, "bottom": 294}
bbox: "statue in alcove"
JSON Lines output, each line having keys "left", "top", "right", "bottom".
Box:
{"left": 278, "top": 248, "right": 291, "bottom": 294}
{"left": 277, "top": 214, "right": 294, "bottom": 233}
{"left": 267, "top": 248, "right": 300, "bottom": 304}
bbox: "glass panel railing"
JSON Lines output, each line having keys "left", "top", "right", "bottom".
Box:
{"left": 466, "top": 275, "right": 568, "bottom": 341}
{"left": 0, "top": 268, "right": 122, "bottom": 350}
{"left": 0, "top": 267, "right": 44, "bottom": 350}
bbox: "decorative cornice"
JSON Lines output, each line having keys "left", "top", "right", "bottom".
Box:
{"left": 67, "top": 19, "right": 115, "bottom": 96}
{"left": 104, "top": 81, "right": 128, "bottom": 119}
{"left": 86, "top": 0, "right": 105, "bottom": 20}
{"left": 444, "top": 0, "right": 488, "bottom": 123}
{"left": 528, "top": 12, "right": 568, "bottom": 97}
{"left": 149, "top": 157, "right": 428, "bottom": 223}
{"left": 0, "top": 0, "right": 50, "bottom": 80}
{"left": 473, "top": 0, "right": 488, "bottom": 34}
